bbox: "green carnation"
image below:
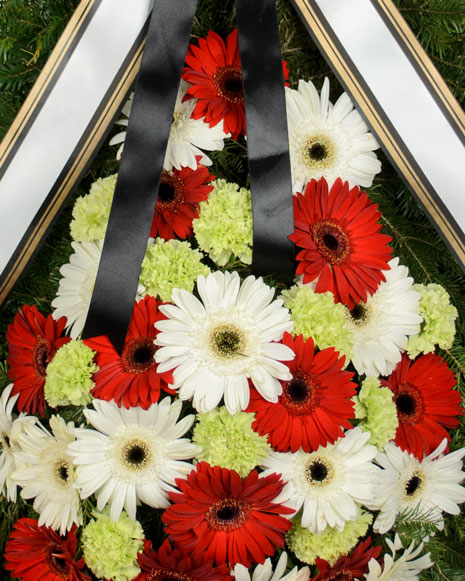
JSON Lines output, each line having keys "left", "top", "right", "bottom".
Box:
{"left": 281, "top": 285, "right": 353, "bottom": 361}
{"left": 70, "top": 174, "right": 116, "bottom": 241}
{"left": 406, "top": 283, "right": 458, "bottom": 358}
{"left": 193, "top": 179, "right": 253, "bottom": 266}
{"left": 193, "top": 406, "right": 270, "bottom": 477}
{"left": 287, "top": 512, "right": 372, "bottom": 565}
{"left": 82, "top": 509, "right": 144, "bottom": 581}
{"left": 140, "top": 238, "right": 210, "bottom": 302}
{"left": 44, "top": 340, "right": 98, "bottom": 407}
{"left": 352, "top": 376, "right": 398, "bottom": 449}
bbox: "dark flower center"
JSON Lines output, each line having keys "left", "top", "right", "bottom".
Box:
{"left": 33, "top": 339, "right": 51, "bottom": 378}
{"left": 213, "top": 66, "right": 244, "bottom": 103}
{"left": 287, "top": 378, "right": 308, "bottom": 403}
{"left": 308, "top": 142, "right": 328, "bottom": 161}
{"left": 122, "top": 337, "right": 156, "bottom": 374}
{"left": 157, "top": 171, "right": 185, "bottom": 211}
{"left": 396, "top": 393, "right": 415, "bottom": 416}
{"left": 210, "top": 324, "right": 244, "bottom": 359}
{"left": 305, "top": 456, "right": 334, "bottom": 486}
{"left": 206, "top": 497, "right": 251, "bottom": 531}
{"left": 307, "top": 460, "right": 327, "bottom": 482}
{"left": 350, "top": 304, "right": 364, "bottom": 320}
{"left": 45, "top": 544, "right": 70, "bottom": 577}
{"left": 55, "top": 460, "right": 71, "bottom": 483}
{"left": 281, "top": 370, "right": 321, "bottom": 415}
{"left": 158, "top": 182, "right": 176, "bottom": 203}
{"left": 405, "top": 475, "right": 422, "bottom": 496}
{"left": 148, "top": 571, "right": 193, "bottom": 581}
{"left": 312, "top": 220, "right": 351, "bottom": 265}
{"left": 122, "top": 438, "right": 152, "bottom": 470}
{"left": 394, "top": 383, "right": 424, "bottom": 425}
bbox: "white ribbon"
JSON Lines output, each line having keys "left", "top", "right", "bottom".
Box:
{"left": 0, "top": 0, "right": 153, "bottom": 291}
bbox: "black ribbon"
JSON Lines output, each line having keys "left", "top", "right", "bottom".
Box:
{"left": 82, "top": 0, "right": 294, "bottom": 352}
{"left": 235, "top": 0, "right": 295, "bottom": 280}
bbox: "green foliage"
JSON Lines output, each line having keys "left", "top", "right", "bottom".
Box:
{"left": 0, "top": 0, "right": 80, "bottom": 137}
{"left": 1, "top": 0, "right": 465, "bottom": 579}
{"left": 396, "top": 0, "right": 465, "bottom": 104}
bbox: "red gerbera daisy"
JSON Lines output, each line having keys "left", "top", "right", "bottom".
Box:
{"left": 381, "top": 353, "right": 463, "bottom": 459}
{"left": 84, "top": 296, "right": 174, "bottom": 409}
{"left": 312, "top": 538, "right": 382, "bottom": 581}
{"left": 6, "top": 305, "right": 70, "bottom": 416}
{"left": 151, "top": 162, "right": 215, "bottom": 240}
{"left": 135, "top": 538, "right": 233, "bottom": 581}
{"left": 183, "top": 29, "right": 289, "bottom": 139}
{"left": 290, "top": 178, "right": 393, "bottom": 309}
{"left": 247, "top": 332, "right": 356, "bottom": 452}
{"left": 4, "top": 519, "right": 89, "bottom": 581}
{"left": 162, "top": 462, "right": 294, "bottom": 568}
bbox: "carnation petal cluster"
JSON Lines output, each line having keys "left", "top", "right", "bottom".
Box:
{"left": 139, "top": 237, "right": 210, "bottom": 302}
{"left": 353, "top": 376, "right": 398, "bottom": 449}
{"left": 44, "top": 340, "right": 97, "bottom": 407}
{"left": 82, "top": 508, "right": 144, "bottom": 581}
{"left": 193, "top": 178, "right": 253, "bottom": 266}
{"left": 281, "top": 285, "right": 353, "bottom": 360}
{"left": 70, "top": 173, "right": 116, "bottom": 242}
{"left": 155, "top": 270, "right": 294, "bottom": 413}
{"left": 286, "top": 513, "right": 373, "bottom": 566}
{"left": 407, "top": 282, "right": 458, "bottom": 358}
{"left": 193, "top": 406, "right": 270, "bottom": 477}
{"left": 68, "top": 398, "right": 196, "bottom": 521}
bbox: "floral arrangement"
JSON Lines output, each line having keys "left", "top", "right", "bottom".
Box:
{"left": 1, "top": 23, "right": 464, "bottom": 581}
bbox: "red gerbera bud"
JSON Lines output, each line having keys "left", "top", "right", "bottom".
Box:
{"left": 381, "top": 352, "right": 463, "bottom": 459}
{"left": 5, "top": 519, "right": 89, "bottom": 581}
{"left": 290, "top": 177, "right": 393, "bottom": 309}
{"left": 84, "top": 296, "right": 174, "bottom": 409}
{"left": 247, "top": 332, "right": 356, "bottom": 452}
{"left": 162, "top": 462, "right": 294, "bottom": 568}
{"left": 6, "top": 305, "right": 70, "bottom": 416}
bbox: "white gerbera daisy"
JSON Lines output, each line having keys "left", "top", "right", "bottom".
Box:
{"left": 364, "top": 534, "right": 433, "bottom": 580}
{"left": 52, "top": 240, "right": 145, "bottom": 339}
{"left": 12, "top": 415, "right": 82, "bottom": 534}
{"left": 371, "top": 439, "right": 465, "bottom": 534}
{"left": 0, "top": 384, "right": 36, "bottom": 502}
{"left": 154, "top": 270, "right": 294, "bottom": 414}
{"left": 233, "top": 551, "right": 310, "bottom": 581}
{"left": 51, "top": 240, "right": 103, "bottom": 339}
{"left": 261, "top": 427, "right": 378, "bottom": 534}
{"left": 286, "top": 78, "right": 381, "bottom": 192}
{"left": 67, "top": 398, "right": 196, "bottom": 521}
{"left": 110, "top": 81, "right": 229, "bottom": 171}
{"left": 343, "top": 257, "right": 422, "bottom": 377}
